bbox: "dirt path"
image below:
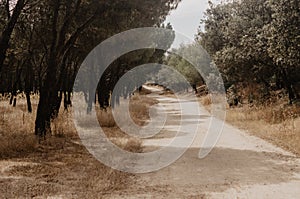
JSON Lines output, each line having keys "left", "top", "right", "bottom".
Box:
{"left": 109, "top": 87, "right": 300, "bottom": 199}
{"left": 1, "top": 89, "right": 299, "bottom": 198}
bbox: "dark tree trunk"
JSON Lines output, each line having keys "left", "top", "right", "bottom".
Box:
{"left": 192, "top": 84, "right": 198, "bottom": 94}
{"left": 13, "top": 97, "right": 17, "bottom": 107}
{"left": 64, "top": 91, "right": 68, "bottom": 110}
{"left": 0, "top": 0, "right": 25, "bottom": 73}
{"left": 51, "top": 91, "right": 63, "bottom": 119}
{"left": 34, "top": 0, "right": 100, "bottom": 137}
{"left": 35, "top": 89, "right": 52, "bottom": 137}
{"left": 281, "top": 68, "right": 296, "bottom": 104}
{"left": 35, "top": 43, "right": 59, "bottom": 136}
{"left": 36, "top": 88, "right": 63, "bottom": 136}
{"left": 9, "top": 94, "right": 14, "bottom": 105}
{"left": 25, "top": 91, "right": 32, "bottom": 113}
{"left": 67, "top": 91, "right": 72, "bottom": 107}
{"left": 63, "top": 91, "right": 72, "bottom": 110}
{"left": 35, "top": 0, "right": 60, "bottom": 137}
{"left": 25, "top": 60, "right": 33, "bottom": 113}
{"left": 98, "top": 86, "right": 110, "bottom": 109}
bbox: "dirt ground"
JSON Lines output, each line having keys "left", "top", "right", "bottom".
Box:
{"left": 0, "top": 88, "right": 300, "bottom": 198}
{"left": 0, "top": 136, "right": 137, "bottom": 198}
{"left": 107, "top": 87, "right": 300, "bottom": 199}
{"left": 0, "top": 96, "right": 144, "bottom": 198}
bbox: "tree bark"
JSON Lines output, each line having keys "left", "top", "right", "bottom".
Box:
{"left": 34, "top": 1, "right": 101, "bottom": 137}
{"left": 35, "top": 0, "right": 60, "bottom": 136}
{"left": 0, "top": 0, "right": 25, "bottom": 73}
{"left": 25, "top": 91, "right": 32, "bottom": 113}
{"left": 35, "top": 89, "right": 51, "bottom": 137}
{"left": 281, "top": 68, "right": 296, "bottom": 104}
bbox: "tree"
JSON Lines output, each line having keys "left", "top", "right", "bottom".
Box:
{"left": 197, "top": 0, "right": 300, "bottom": 104}
{"left": 35, "top": 0, "right": 108, "bottom": 137}
{"left": 264, "top": 0, "right": 300, "bottom": 103}
{"left": 163, "top": 44, "right": 206, "bottom": 90}
{"left": 0, "top": 0, "right": 181, "bottom": 137}
{"left": 0, "top": 0, "right": 26, "bottom": 73}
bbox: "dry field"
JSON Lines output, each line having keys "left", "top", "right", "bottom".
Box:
{"left": 200, "top": 95, "right": 300, "bottom": 156}
{"left": 0, "top": 93, "right": 155, "bottom": 198}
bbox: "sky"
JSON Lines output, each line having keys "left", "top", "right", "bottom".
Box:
{"left": 165, "top": 0, "right": 221, "bottom": 41}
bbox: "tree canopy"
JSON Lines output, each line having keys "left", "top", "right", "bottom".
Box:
{"left": 0, "top": 0, "right": 181, "bottom": 136}
{"left": 198, "top": 0, "right": 300, "bottom": 104}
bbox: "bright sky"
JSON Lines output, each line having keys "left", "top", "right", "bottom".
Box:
{"left": 165, "top": 0, "right": 221, "bottom": 41}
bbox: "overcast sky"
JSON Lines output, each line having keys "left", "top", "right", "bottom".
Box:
{"left": 165, "top": 0, "right": 221, "bottom": 41}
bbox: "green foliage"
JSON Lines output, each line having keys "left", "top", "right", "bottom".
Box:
{"left": 266, "top": 0, "right": 300, "bottom": 68}
{"left": 161, "top": 44, "right": 207, "bottom": 90}
{"left": 198, "top": 0, "right": 300, "bottom": 103}
{"left": 0, "top": 0, "right": 181, "bottom": 134}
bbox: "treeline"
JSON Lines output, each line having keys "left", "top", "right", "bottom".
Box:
{"left": 0, "top": 0, "right": 180, "bottom": 136}
{"left": 197, "top": 0, "right": 300, "bottom": 105}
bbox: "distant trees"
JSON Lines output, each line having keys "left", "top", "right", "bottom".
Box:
{"left": 198, "top": 0, "right": 300, "bottom": 104}
{"left": 0, "top": 0, "right": 181, "bottom": 137}
{"left": 161, "top": 44, "right": 206, "bottom": 92}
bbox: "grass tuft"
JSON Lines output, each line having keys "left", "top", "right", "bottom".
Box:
{"left": 225, "top": 103, "right": 300, "bottom": 155}
{"left": 0, "top": 93, "right": 156, "bottom": 197}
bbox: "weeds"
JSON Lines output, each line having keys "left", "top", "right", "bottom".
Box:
{"left": 225, "top": 102, "right": 300, "bottom": 155}
{"left": 198, "top": 93, "right": 300, "bottom": 155}
{"left": 200, "top": 94, "right": 212, "bottom": 106}
{"left": 0, "top": 93, "right": 155, "bottom": 197}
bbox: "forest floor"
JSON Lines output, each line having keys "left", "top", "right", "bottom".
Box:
{"left": 0, "top": 88, "right": 300, "bottom": 198}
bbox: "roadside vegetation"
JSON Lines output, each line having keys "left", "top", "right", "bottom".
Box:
{"left": 196, "top": 0, "right": 300, "bottom": 156}
{"left": 226, "top": 104, "right": 300, "bottom": 156}
{"left": 199, "top": 93, "right": 300, "bottom": 156}
{"left": 0, "top": 92, "right": 155, "bottom": 197}
{"left": 0, "top": 0, "right": 299, "bottom": 196}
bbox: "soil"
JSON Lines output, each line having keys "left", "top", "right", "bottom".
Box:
{"left": 1, "top": 86, "right": 299, "bottom": 198}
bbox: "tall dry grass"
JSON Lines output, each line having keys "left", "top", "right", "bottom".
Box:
{"left": 0, "top": 99, "right": 37, "bottom": 159}
{"left": 200, "top": 94, "right": 212, "bottom": 106}
{"left": 96, "top": 94, "right": 157, "bottom": 153}
{"left": 0, "top": 93, "right": 154, "bottom": 158}
{"left": 0, "top": 93, "right": 157, "bottom": 197}
{"left": 199, "top": 94, "right": 300, "bottom": 155}
{"left": 224, "top": 101, "right": 300, "bottom": 155}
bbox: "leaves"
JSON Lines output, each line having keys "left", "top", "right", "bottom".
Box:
{"left": 198, "top": 0, "right": 300, "bottom": 103}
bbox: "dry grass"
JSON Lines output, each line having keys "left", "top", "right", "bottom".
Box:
{"left": 0, "top": 99, "right": 37, "bottom": 159}
{"left": 129, "top": 94, "right": 158, "bottom": 126}
{"left": 96, "top": 94, "right": 158, "bottom": 128}
{"left": 225, "top": 103, "right": 300, "bottom": 156}
{"left": 97, "top": 107, "right": 116, "bottom": 128}
{"left": 0, "top": 93, "right": 156, "bottom": 197}
{"left": 199, "top": 94, "right": 212, "bottom": 107}
{"left": 96, "top": 94, "right": 157, "bottom": 153}
{"left": 199, "top": 94, "right": 300, "bottom": 155}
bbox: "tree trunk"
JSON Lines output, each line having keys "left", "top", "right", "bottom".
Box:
{"left": 13, "top": 97, "right": 17, "bottom": 107}
{"left": 64, "top": 91, "right": 68, "bottom": 110}
{"left": 67, "top": 91, "right": 72, "bottom": 107}
{"left": 281, "top": 68, "right": 296, "bottom": 104}
{"left": 35, "top": 0, "right": 60, "bottom": 137}
{"left": 35, "top": 89, "right": 51, "bottom": 137}
{"left": 25, "top": 91, "right": 32, "bottom": 113}
{"left": 9, "top": 94, "right": 14, "bottom": 105}
{"left": 0, "top": 0, "right": 25, "bottom": 73}
{"left": 51, "top": 91, "right": 62, "bottom": 119}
